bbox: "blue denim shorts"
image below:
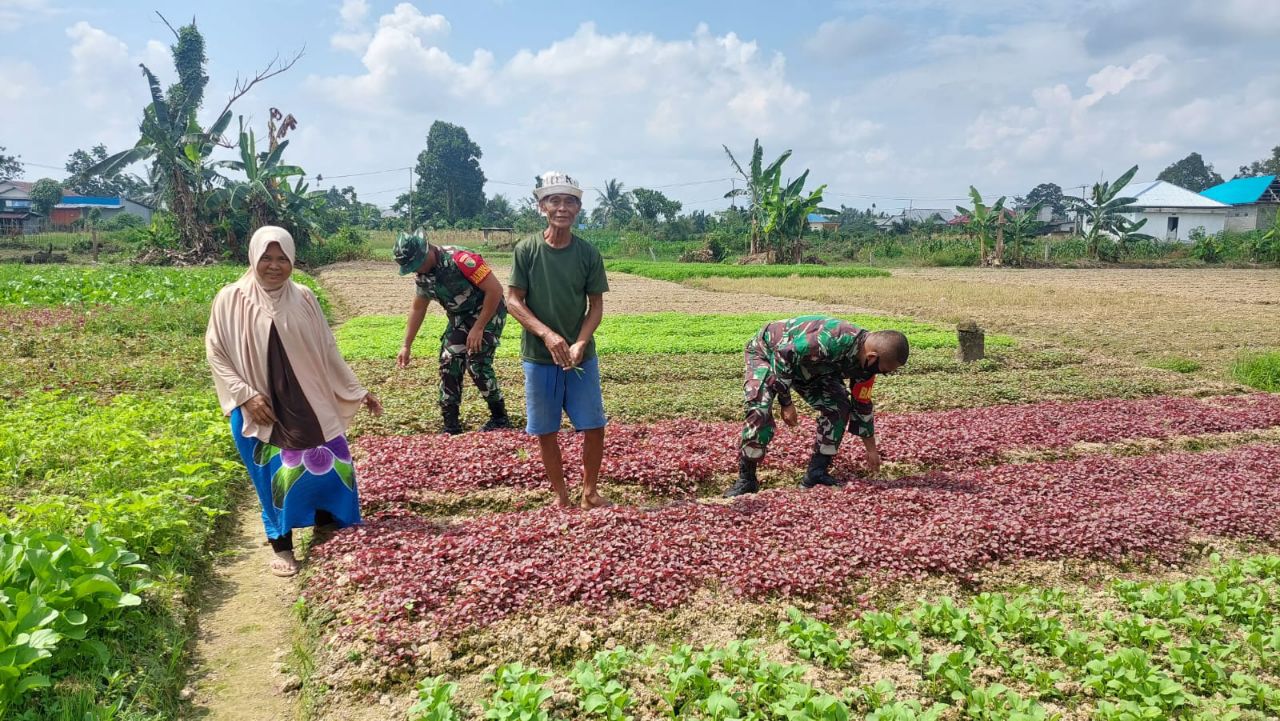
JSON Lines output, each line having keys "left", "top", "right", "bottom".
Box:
{"left": 522, "top": 356, "right": 607, "bottom": 435}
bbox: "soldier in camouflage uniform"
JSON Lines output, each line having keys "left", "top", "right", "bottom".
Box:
{"left": 393, "top": 232, "right": 510, "bottom": 434}
{"left": 723, "top": 315, "right": 910, "bottom": 497}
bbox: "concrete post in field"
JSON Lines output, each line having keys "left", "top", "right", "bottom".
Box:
{"left": 957, "top": 320, "right": 985, "bottom": 362}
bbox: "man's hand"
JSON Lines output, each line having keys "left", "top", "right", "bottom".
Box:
{"left": 397, "top": 345, "right": 412, "bottom": 368}
{"left": 466, "top": 326, "right": 485, "bottom": 354}
{"left": 363, "top": 392, "right": 384, "bottom": 417}
{"left": 780, "top": 403, "right": 799, "bottom": 427}
{"left": 864, "top": 445, "right": 882, "bottom": 475}
{"left": 568, "top": 340, "right": 589, "bottom": 369}
{"left": 543, "top": 331, "right": 572, "bottom": 368}
{"left": 242, "top": 394, "right": 276, "bottom": 426}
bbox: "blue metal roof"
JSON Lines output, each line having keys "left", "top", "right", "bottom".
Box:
{"left": 58, "top": 196, "right": 122, "bottom": 207}
{"left": 1200, "top": 175, "right": 1276, "bottom": 205}
{"left": 807, "top": 213, "right": 834, "bottom": 222}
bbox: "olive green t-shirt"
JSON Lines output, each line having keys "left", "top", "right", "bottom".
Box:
{"left": 509, "top": 234, "right": 609, "bottom": 364}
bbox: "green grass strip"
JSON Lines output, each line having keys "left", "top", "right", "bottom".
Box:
{"left": 603, "top": 260, "right": 889, "bottom": 281}
{"left": 0, "top": 263, "right": 329, "bottom": 315}
{"left": 336, "top": 312, "right": 1012, "bottom": 360}
{"left": 1233, "top": 350, "right": 1280, "bottom": 392}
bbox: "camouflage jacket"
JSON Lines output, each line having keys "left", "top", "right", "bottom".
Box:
{"left": 414, "top": 245, "right": 501, "bottom": 317}
{"left": 752, "top": 315, "right": 876, "bottom": 434}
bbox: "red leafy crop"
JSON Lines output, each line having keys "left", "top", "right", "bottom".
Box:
{"left": 309, "top": 443, "right": 1280, "bottom": 669}
{"left": 356, "top": 394, "right": 1280, "bottom": 503}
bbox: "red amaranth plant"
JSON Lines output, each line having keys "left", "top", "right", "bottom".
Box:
{"left": 356, "top": 394, "right": 1280, "bottom": 503}
{"left": 308, "top": 443, "right": 1280, "bottom": 669}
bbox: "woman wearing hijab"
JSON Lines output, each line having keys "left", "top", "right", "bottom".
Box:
{"left": 206, "top": 226, "right": 382, "bottom": 577}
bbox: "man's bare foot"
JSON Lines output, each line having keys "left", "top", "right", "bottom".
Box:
{"left": 555, "top": 495, "right": 574, "bottom": 508}
{"left": 581, "top": 492, "right": 612, "bottom": 510}
{"left": 269, "top": 550, "right": 299, "bottom": 577}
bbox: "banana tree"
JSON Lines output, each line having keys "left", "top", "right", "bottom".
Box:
{"left": 1006, "top": 201, "right": 1044, "bottom": 265}
{"left": 1065, "top": 165, "right": 1145, "bottom": 260}
{"left": 761, "top": 168, "right": 833, "bottom": 263}
{"left": 724, "top": 139, "right": 790, "bottom": 256}
{"left": 955, "top": 187, "right": 1007, "bottom": 265}
{"left": 85, "top": 65, "right": 231, "bottom": 257}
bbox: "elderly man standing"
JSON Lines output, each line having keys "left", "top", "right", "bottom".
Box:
{"left": 506, "top": 172, "right": 611, "bottom": 509}
{"left": 723, "top": 316, "right": 910, "bottom": 497}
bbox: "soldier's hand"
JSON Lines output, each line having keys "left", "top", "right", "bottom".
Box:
{"left": 397, "top": 345, "right": 412, "bottom": 368}
{"left": 865, "top": 447, "right": 882, "bottom": 475}
{"left": 466, "top": 326, "right": 484, "bottom": 354}
{"left": 780, "top": 404, "right": 799, "bottom": 427}
{"left": 543, "top": 332, "right": 572, "bottom": 368}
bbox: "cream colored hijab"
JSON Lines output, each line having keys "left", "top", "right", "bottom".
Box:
{"left": 205, "top": 226, "right": 367, "bottom": 444}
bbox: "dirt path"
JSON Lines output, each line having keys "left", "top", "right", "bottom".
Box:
{"left": 314, "top": 259, "right": 882, "bottom": 319}
{"left": 187, "top": 504, "right": 299, "bottom": 720}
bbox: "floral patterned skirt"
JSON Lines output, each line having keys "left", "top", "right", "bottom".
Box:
{"left": 229, "top": 407, "right": 362, "bottom": 540}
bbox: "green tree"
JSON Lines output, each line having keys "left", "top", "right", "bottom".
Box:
{"left": 630, "top": 187, "right": 682, "bottom": 223}
{"left": 592, "top": 178, "right": 633, "bottom": 228}
{"left": 760, "top": 166, "right": 832, "bottom": 264}
{"left": 164, "top": 20, "right": 209, "bottom": 114}
{"left": 1235, "top": 146, "right": 1280, "bottom": 179}
{"left": 65, "top": 144, "right": 147, "bottom": 198}
{"left": 0, "top": 146, "right": 22, "bottom": 181}
{"left": 1006, "top": 202, "right": 1044, "bottom": 265}
{"left": 1017, "top": 183, "right": 1065, "bottom": 218}
{"left": 413, "top": 121, "right": 487, "bottom": 226}
{"left": 481, "top": 194, "right": 515, "bottom": 226}
{"left": 1157, "top": 152, "right": 1224, "bottom": 192}
{"left": 1065, "top": 165, "right": 1151, "bottom": 260}
{"left": 724, "top": 139, "right": 791, "bottom": 255}
{"left": 29, "top": 178, "right": 63, "bottom": 219}
{"left": 956, "top": 187, "right": 1007, "bottom": 264}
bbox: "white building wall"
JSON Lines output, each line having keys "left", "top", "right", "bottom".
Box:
{"left": 1123, "top": 209, "right": 1227, "bottom": 242}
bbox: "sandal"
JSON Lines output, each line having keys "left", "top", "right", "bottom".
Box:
{"left": 269, "top": 551, "right": 299, "bottom": 577}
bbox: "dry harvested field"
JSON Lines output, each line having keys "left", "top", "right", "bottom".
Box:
{"left": 694, "top": 268, "right": 1280, "bottom": 374}
{"left": 315, "top": 260, "right": 881, "bottom": 318}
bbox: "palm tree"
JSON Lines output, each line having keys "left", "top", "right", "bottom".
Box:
{"left": 724, "top": 139, "right": 790, "bottom": 256}
{"left": 1065, "top": 165, "right": 1147, "bottom": 260}
{"left": 593, "top": 179, "right": 632, "bottom": 228}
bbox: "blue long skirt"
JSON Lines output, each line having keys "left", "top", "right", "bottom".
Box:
{"left": 229, "top": 407, "right": 361, "bottom": 541}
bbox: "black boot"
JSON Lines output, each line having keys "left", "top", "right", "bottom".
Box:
{"left": 723, "top": 457, "right": 760, "bottom": 497}
{"left": 441, "top": 404, "right": 463, "bottom": 435}
{"left": 801, "top": 452, "right": 843, "bottom": 488}
{"left": 481, "top": 398, "right": 512, "bottom": 431}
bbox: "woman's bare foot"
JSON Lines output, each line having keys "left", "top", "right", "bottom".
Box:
{"left": 269, "top": 550, "right": 299, "bottom": 577}
{"left": 581, "top": 492, "right": 612, "bottom": 510}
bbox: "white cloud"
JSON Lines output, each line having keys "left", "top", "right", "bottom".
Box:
{"left": 338, "top": 0, "right": 369, "bottom": 26}
{"left": 807, "top": 16, "right": 900, "bottom": 59}
{"left": 0, "top": 0, "right": 57, "bottom": 31}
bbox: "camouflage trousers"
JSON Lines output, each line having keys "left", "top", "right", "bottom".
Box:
{"left": 439, "top": 307, "right": 506, "bottom": 409}
{"left": 740, "top": 341, "right": 851, "bottom": 460}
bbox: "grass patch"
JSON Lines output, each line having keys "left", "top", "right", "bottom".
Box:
{"left": 0, "top": 263, "right": 328, "bottom": 314}
{"left": 1149, "top": 356, "right": 1202, "bottom": 373}
{"left": 604, "top": 260, "right": 889, "bottom": 282}
{"left": 336, "top": 312, "right": 1012, "bottom": 361}
{"left": 1233, "top": 350, "right": 1280, "bottom": 392}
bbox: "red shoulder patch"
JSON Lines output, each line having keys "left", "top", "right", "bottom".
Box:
{"left": 851, "top": 376, "right": 875, "bottom": 403}
{"left": 450, "top": 249, "right": 492, "bottom": 284}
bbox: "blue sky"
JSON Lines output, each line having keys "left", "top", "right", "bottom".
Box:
{"left": 4, "top": 0, "right": 1279, "bottom": 214}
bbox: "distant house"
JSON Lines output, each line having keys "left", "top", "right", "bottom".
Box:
{"left": 0, "top": 180, "right": 42, "bottom": 234}
{"left": 51, "top": 195, "right": 153, "bottom": 227}
{"left": 807, "top": 213, "right": 840, "bottom": 232}
{"left": 876, "top": 208, "right": 956, "bottom": 231}
{"left": 1120, "top": 180, "right": 1229, "bottom": 241}
{"left": 1200, "top": 175, "right": 1280, "bottom": 232}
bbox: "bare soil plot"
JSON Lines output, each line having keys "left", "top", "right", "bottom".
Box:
{"left": 693, "top": 269, "right": 1280, "bottom": 374}
{"left": 314, "top": 260, "right": 879, "bottom": 319}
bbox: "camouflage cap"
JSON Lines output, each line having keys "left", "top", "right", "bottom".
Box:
{"left": 392, "top": 232, "right": 427, "bottom": 276}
